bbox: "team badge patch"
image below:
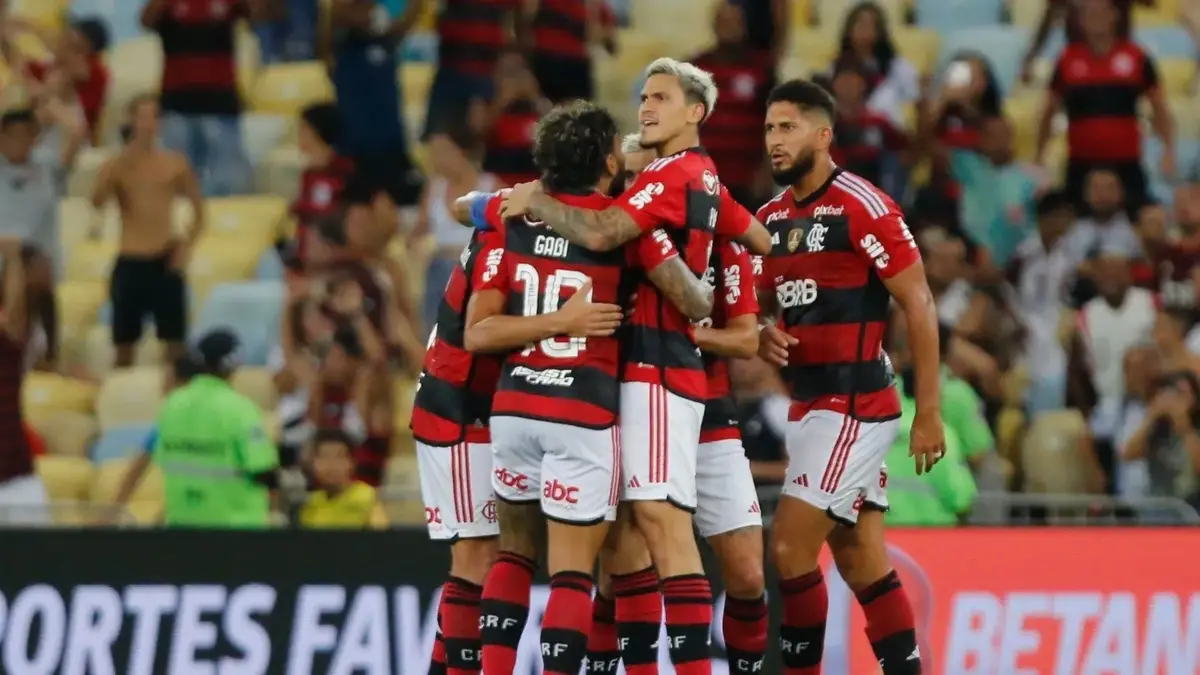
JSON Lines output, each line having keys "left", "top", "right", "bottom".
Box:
{"left": 787, "top": 226, "right": 804, "bottom": 253}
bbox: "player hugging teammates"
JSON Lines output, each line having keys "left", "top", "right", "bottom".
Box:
{"left": 410, "top": 56, "right": 946, "bottom": 675}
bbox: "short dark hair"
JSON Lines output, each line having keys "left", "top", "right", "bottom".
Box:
{"left": 1036, "top": 190, "right": 1074, "bottom": 217}
{"left": 300, "top": 102, "right": 340, "bottom": 147}
{"left": 0, "top": 109, "right": 37, "bottom": 132}
{"left": 313, "top": 428, "right": 354, "bottom": 452}
{"left": 71, "top": 18, "right": 110, "bottom": 53}
{"left": 767, "top": 79, "right": 837, "bottom": 120}
{"left": 533, "top": 101, "right": 619, "bottom": 195}
{"left": 171, "top": 353, "right": 201, "bottom": 384}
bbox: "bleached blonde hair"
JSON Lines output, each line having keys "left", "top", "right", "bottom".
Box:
{"left": 621, "top": 133, "right": 643, "bottom": 154}
{"left": 644, "top": 57, "right": 718, "bottom": 123}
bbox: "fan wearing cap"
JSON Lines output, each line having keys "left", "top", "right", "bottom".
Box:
{"left": 136, "top": 329, "right": 284, "bottom": 528}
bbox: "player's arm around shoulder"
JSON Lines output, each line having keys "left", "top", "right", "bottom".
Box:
{"left": 639, "top": 228, "right": 714, "bottom": 321}
{"left": 452, "top": 189, "right": 510, "bottom": 229}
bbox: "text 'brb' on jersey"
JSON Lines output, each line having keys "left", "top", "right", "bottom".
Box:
{"left": 480, "top": 192, "right": 675, "bottom": 428}
{"left": 411, "top": 228, "right": 504, "bottom": 446}
{"left": 699, "top": 239, "right": 760, "bottom": 443}
{"left": 617, "top": 147, "right": 750, "bottom": 402}
{"left": 755, "top": 169, "right": 919, "bottom": 422}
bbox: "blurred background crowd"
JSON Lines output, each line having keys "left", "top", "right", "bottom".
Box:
{"left": 0, "top": 0, "right": 1199, "bottom": 529}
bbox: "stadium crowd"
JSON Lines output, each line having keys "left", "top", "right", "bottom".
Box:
{"left": 0, "top": 0, "right": 1198, "bottom": 530}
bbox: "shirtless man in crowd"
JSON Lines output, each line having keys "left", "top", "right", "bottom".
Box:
{"left": 92, "top": 94, "right": 204, "bottom": 367}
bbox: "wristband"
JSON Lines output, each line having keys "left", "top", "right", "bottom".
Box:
{"left": 466, "top": 192, "right": 491, "bottom": 230}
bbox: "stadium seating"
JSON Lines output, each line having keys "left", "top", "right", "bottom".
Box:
{"left": 251, "top": 62, "right": 335, "bottom": 117}
{"left": 204, "top": 195, "right": 290, "bottom": 249}
{"left": 187, "top": 238, "right": 271, "bottom": 314}
{"left": 936, "top": 26, "right": 1030, "bottom": 96}
{"left": 90, "top": 458, "right": 164, "bottom": 524}
{"left": 192, "top": 280, "right": 285, "bottom": 366}
{"left": 92, "top": 425, "right": 154, "bottom": 463}
{"left": 64, "top": 240, "right": 118, "bottom": 284}
{"left": 78, "top": 325, "right": 164, "bottom": 378}
{"left": 893, "top": 28, "right": 941, "bottom": 77}
{"left": 916, "top": 0, "right": 1004, "bottom": 30}
{"left": 27, "top": 410, "right": 98, "bottom": 458}
{"left": 36, "top": 456, "right": 94, "bottom": 505}
{"left": 1021, "top": 410, "right": 1094, "bottom": 494}
{"left": 95, "top": 366, "right": 165, "bottom": 429}
{"left": 232, "top": 367, "right": 280, "bottom": 411}
{"left": 1135, "top": 26, "right": 1196, "bottom": 60}
{"left": 23, "top": 372, "right": 98, "bottom": 417}
{"left": 1158, "top": 58, "right": 1197, "bottom": 97}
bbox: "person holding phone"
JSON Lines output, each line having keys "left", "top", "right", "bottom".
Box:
{"left": 1119, "top": 372, "right": 1200, "bottom": 509}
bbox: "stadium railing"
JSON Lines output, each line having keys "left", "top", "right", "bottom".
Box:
{"left": 0, "top": 500, "right": 137, "bottom": 528}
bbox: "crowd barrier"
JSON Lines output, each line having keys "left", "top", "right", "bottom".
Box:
{"left": 0, "top": 528, "right": 1197, "bottom": 674}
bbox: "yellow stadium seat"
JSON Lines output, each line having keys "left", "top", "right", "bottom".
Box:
{"left": 994, "top": 406, "right": 1026, "bottom": 469}
{"left": 232, "top": 367, "right": 279, "bottom": 410}
{"left": 80, "top": 325, "right": 163, "bottom": 379}
{"left": 64, "top": 240, "right": 118, "bottom": 284}
{"left": 27, "top": 410, "right": 98, "bottom": 458}
{"left": 1158, "top": 59, "right": 1196, "bottom": 97}
{"left": 893, "top": 28, "right": 940, "bottom": 77}
{"left": 252, "top": 61, "right": 334, "bottom": 116}
{"left": 96, "top": 366, "right": 165, "bottom": 429}
{"left": 104, "top": 35, "right": 164, "bottom": 93}
{"left": 90, "top": 458, "right": 164, "bottom": 525}
{"left": 1021, "top": 409, "right": 1094, "bottom": 494}
{"left": 187, "top": 239, "right": 267, "bottom": 313}
{"left": 57, "top": 280, "right": 107, "bottom": 338}
{"left": 24, "top": 372, "right": 98, "bottom": 416}
{"left": 788, "top": 28, "right": 839, "bottom": 71}
{"left": 65, "top": 146, "right": 117, "bottom": 199}
{"left": 1170, "top": 95, "right": 1200, "bottom": 139}
{"left": 399, "top": 62, "right": 435, "bottom": 101}
{"left": 11, "top": 31, "right": 52, "bottom": 62}
{"left": 1010, "top": 0, "right": 1047, "bottom": 27}
{"left": 1006, "top": 90, "right": 1044, "bottom": 160}
{"left": 815, "top": 0, "right": 906, "bottom": 27}
{"left": 1133, "top": 6, "right": 1177, "bottom": 25}
{"left": 36, "top": 455, "right": 94, "bottom": 503}
{"left": 11, "top": 0, "right": 66, "bottom": 31}
{"left": 392, "top": 377, "right": 417, "bottom": 430}
{"left": 236, "top": 24, "right": 263, "bottom": 99}
{"left": 256, "top": 145, "right": 308, "bottom": 204}
{"left": 791, "top": 0, "right": 814, "bottom": 26}
{"left": 391, "top": 430, "right": 415, "bottom": 457}
{"left": 59, "top": 198, "right": 120, "bottom": 249}
{"left": 205, "top": 195, "right": 289, "bottom": 247}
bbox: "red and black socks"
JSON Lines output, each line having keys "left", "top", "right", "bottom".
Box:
{"left": 779, "top": 569, "right": 828, "bottom": 675}
{"left": 541, "top": 571, "right": 596, "bottom": 675}
{"left": 480, "top": 552, "right": 536, "bottom": 674}
{"left": 442, "top": 577, "right": 483, "bottom": 675}
{"left": 660, "top": 574, "right": 714, "bottom": 675}
{"left": 857, "top": 570, "right": 921, "bottom": 675}
{"left": 586, "top": 593, "right": 621, "bottom": 674}
{"left": 722, "top": 594, "right": 767, "bottom": 674}
{"left": 613, "top": 567, "right": 663, "bottom": 675}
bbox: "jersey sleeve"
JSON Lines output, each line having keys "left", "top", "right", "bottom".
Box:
{"left": 721, "top": 241, "right": 760, "bottom": 319}
{"left": 850, "top": 208, "right": 921, "bottom": 279}
{"left": 715, "top": 186, "right": 752, "bottom": 239}
{"left": 1140, "top": 52, "right": 1160, "bottom": 93}
{"left": 630, "top": 228, "right": 680, "bottom": 272}
{"left": 473, "top": 230, "right": 510, "bottom": 293}
{"left": 234, "top": 405, "right": 279, "bottom": 474}
{"left": 616, "top": 163, "right": 689, "bottom": 233}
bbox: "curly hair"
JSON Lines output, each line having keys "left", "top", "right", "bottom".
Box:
{"left": 532, "top": 100, "right": 619, "bottom": 195}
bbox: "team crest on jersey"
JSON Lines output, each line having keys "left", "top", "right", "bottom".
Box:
{"left": 702, "top": 170, "right": 718, "bottom": 195}
{"left": 787, "top": 226, "right": 804, "bottom": 253}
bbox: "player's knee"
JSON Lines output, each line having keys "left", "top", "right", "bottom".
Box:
{"left": 714, "top": 530, "right": 765, "bottom": 598}
{"left": 829, "top": 533, "right": 888, "bottom": 591}
{"left": 497, "top": 503, "right": 545, "bottom": 560}
{"left": 449, "top": 536, "right": 498, "bottom": 584}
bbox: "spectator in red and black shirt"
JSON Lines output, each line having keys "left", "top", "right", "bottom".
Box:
{"left": 425, "top": 0, "right": 527, "bottom": 137}
{"left": 141, "top": 0, "right": 268, "bottom": 196}
{"left": 280, "top": 102, "right": 354, "bottom": 273}
{"left": 828, "top": 59, "right": 908, "bottom": 195}
{"left": 470, "top": 48, "right": 548, "bottom": 187}
{"left": 1020, "top": 0, "right": 1151, "bottom": 83}
{"left": 530, "top": 0, "right": 617, "bottom": 103}
{"left": 692, "top": 1, "right": 775, "bottom": 207}
{"left": 0, "top": 238, "right": 46, "bottom": 526}
{"left": 1036, "top": 0, "right": 1174, "bottom": 217}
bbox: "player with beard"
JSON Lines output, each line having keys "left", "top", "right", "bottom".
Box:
{"left": 465, "top": 102, "right": 718, "bottom": 675}
{"left": 754, "top": 79, "right": 942, "bottom": 675}
{"left": 501, "top": 58, "right": 771, "bottom": 675}
{"left": 581, "top": 133, "right": 769, "bottom": 675}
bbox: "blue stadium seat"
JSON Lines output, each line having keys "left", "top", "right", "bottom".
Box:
{"left": 937, "top": 27, "right": 1030, "bottom": 96}
{"left": 192, "top": 280, "right": 284, "bottom": 366}
{"left": 70, "top": 0, "right": 143, "bottom": 46}
{"left": 254, "top": 249, "right": 286, "bottom": 281}
{"left": 92, "top": 424, "right": 154, "bottom": 463}
{"left": 916, "top": 0, "right": 1003, "bottom": 30}
{"left": 1135, "top": 26, "right": 1197, "bottom": 60}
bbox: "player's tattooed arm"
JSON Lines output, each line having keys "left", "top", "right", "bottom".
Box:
{"left": 646, "top": 257, "right": 714, "bottom": 321}
{"left": 526, "top": 190, "right": 643, "bottom": 252}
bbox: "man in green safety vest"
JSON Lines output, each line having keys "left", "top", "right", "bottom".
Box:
{"left": 152, "top": 328, "right": 281, "bottom": 527}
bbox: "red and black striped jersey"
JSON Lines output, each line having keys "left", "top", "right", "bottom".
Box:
{"left": 479, "top": 192, "right": 678, "bottom": 427}
{"left": 755, "top": 169, "right": 919, "bottom": 422}
{"left": 1051, "top": 40, "right": 1158, "bottom": 163}
{"left": 437, "top": 0, "right": 520, "bottom": 78}
{"left": 699, "top": 239, "right": 760, "bottom": 443}
{"left": 411, "top": 227, "right": 504, "bottom": 446}
{"left": 531, "top": 0, "right": 588, "bottom": 60}
{"left": 291, "top": 156, "right": 355, "bottom": 264}
{"left": 151, "top": 0, "right": 246, "bottom": 115}
{"left": 616, "top": 147, "right": 753, "bottom": 402}
{"left": 482, "top": 99, "right": 540, "bottom": 187}
{"left": 691, "top": 49, "right": 775, "bottom": 190}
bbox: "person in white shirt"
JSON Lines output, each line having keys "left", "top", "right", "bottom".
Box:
{"left": 1007, "top": 191, "right": 1077, "bottom": 414}
{"left": 1061, "top": 168, "right": 1142, "bottom": 271}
